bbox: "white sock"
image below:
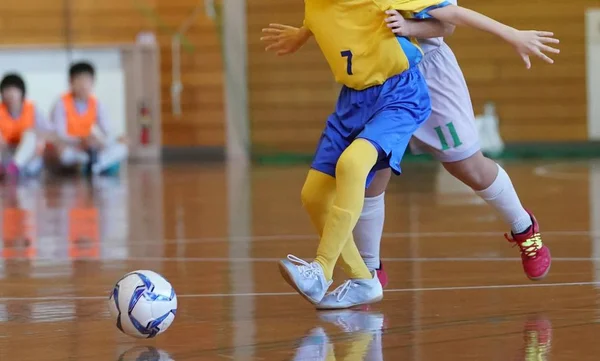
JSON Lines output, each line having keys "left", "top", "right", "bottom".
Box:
{"left": 353, "top": 192, "right": 385, "bottom": 271}
{"left": 475, "top": 164, "right": 532, "bottom": 234}
{"left": 13, "top": 131, "right": 37, "bottom": 168}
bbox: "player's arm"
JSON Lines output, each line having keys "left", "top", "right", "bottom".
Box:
{"left": 426, "top": 5, "right": 559, "bottom": 68}
{"left": 33, "top": 108, "right": 54, "bottom": 139}
{"left": 260, "top": 24, "right": 312, "bottom": 56}
{"left": 385, "top": 9, "right": 455, "bottom": 38}
{"left": 51, "top": 102, "right": 79, "bottom": 145}
{"left": 93, "top": 102, "right": 115, "bottom": 146}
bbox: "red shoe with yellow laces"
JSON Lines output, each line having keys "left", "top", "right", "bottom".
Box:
{"left": 505, "top": 211, "right": 551, "bottom": 281}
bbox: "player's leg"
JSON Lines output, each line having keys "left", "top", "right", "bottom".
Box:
{"left": 301, "top": 168, "right": 337, "bottom": 236}
{"left": 314, "top": 138, "right": 379, "bottom": 278}
{"left": 92, "top": 141, "right": 128, "bottom": 175}
{"left": 412, "top": 43, "right": 550, "bottom": 280}
{"left": 7, "top": 130, "right": 41, "bottom": 177}
{"left": 57, "top": 142, "right": 90, "bottom": 167}
{"left": 301, "top": 166, "right": 366, "bottom": 280}
{"left": 442, "top": 152, "right": 531, "bottom": 232}
{"left": 0, "top": 143, "right": 11, "bottom": 176}
{"left": 280, "top": 140, "right": 379, "bottom": 304}
{"left": 279, "top": 89, "right": 380, "bottom": 305}
{"left": 22, "top": 156, "right": 44, "bottom": 177}
{"left": 353, "top": 169, "right": 390, "bottom": 287}
{"left": 317, "top": 68, "right": 432, "bottom": 309}
{"left": 441, "top": 153, "right": 549, "bottom": 279}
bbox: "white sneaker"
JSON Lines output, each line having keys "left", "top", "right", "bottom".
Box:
{"left": 291, "top": 327, "right": 330, "bottom": 361}
{"left": 278, "top": 255, "right": 332, "bottom": 304}
{"left": 316, "top": 272, "right": 383, "bottom": 310}
{"left": 319, "top": 310, "right": 385, "bottom": 333}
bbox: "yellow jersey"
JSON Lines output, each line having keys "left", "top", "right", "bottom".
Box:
{"left": 304, "top": 0, "right": 451, "bottom": 90}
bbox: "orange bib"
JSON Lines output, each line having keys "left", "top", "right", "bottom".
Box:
{"left": 0, "top": 101, "right": 35, "bottom": 145}
{"left": 62, "top": 93, "right": 97, "bottom": 137}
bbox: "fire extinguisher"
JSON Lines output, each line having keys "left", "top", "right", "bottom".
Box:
{"left": 139, "top": 102, "right": 151, "bottom": 145}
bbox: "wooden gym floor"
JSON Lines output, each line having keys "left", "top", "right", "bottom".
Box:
{"left": 0, "top": 160, "right": 599, "bottom": 360}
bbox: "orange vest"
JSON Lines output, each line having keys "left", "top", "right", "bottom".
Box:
{"left": 62, "top": 93, "right": 97, "bottom": 137}
{"left": 0, "top": 101, "right": 35, "bottom": 145}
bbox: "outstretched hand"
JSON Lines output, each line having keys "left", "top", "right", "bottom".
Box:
{"left": 260, "top": 23, "right": 309, "bottom": 56}
{"left": 508, "top": 30, "right": 560, "bottom": 69}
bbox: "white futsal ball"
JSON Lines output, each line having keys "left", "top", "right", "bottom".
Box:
{"left": 108, "top": 270, "right": 177, "bottom": 338}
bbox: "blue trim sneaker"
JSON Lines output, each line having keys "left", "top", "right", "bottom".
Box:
{"left": 316, "top": 272, "right": 383, "bottom": 310}
{"left": 278, "top": 255, "right": 332, "bottom": 304}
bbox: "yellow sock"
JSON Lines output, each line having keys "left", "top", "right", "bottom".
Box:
{"left": 315, "top": 139, "right": 378, "bottom": 280}
{"left": 301, "top": 170, "right": 367, "bottom": 279}
{"left": 338, "top": 234, "right": 371, "bottom": 279}
{"left": 301, "top": 169, "right": 336, "bottom": 236}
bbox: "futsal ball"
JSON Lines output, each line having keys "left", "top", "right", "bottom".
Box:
{"left": 108, "top": 270, "right": 177, "bottom": 338}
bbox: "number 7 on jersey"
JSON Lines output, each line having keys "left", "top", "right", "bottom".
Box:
{"left": 341, "top": 50, "right": 353, "bottom": 75}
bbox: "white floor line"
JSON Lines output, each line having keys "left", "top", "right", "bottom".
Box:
{"left": 0, "top": 280, "right": 596, "bottom": 302}
{"left": 533, "top": 163, "right": 592, "bottom": 181}
{"left": 56, "top": 229, "right": 600, "bottom": 246}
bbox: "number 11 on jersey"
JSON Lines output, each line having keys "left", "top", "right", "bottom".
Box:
{"left": 341, "top": 50, "right": 353, "bottom": 75}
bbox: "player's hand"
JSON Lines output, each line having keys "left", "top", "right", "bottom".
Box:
{"left": 385, "top": 10, "right": 411, "bottom": 36}
{"left": 508, "top": 30, "right": 560, "bottom": 69}
{"left": 260, "top": 24, "right": 309, "bottom": 56}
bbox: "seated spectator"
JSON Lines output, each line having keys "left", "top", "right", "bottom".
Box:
{"left": 0, "top": 73, "right": 49, "bottom": 178}
{"left": 50, "top": 61, "right": 127, "bottom": 176}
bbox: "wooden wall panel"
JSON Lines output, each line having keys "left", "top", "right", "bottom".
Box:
{"left": 248, "top": 0, "right": 594, "bottom": 153}
{"left": 248, "top": 0, "right": 336, "bottom": 153}
{"left": 0, "top": 0, "right": 225, "bottom": 147}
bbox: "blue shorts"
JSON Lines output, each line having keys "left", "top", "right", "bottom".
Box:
{"left": 311, "top": 67, "right": 432, "bottom": 187}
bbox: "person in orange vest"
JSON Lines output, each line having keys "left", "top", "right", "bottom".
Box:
{"left": 50, "top": 61, "right": 127, "bottom": 175}
{"left": 0, "top": 73, "right": 49, "bottom": 178}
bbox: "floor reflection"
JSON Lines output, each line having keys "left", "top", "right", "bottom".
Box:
{"left": 291, "top": 310, "right": 386, "bottom": 361}
{"left": 117, "top": 346, "right": 174, "bottom": 361}
{"left": 521, "top": 314, "right": 552, "bottom": 361}
{"left": 0, "top": 166, "right": 164, "bottom": 271}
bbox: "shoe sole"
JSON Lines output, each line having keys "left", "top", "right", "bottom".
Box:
{"left": 278, "top": 261, "right": 319, "bottom": 305}
{"left": 315, "top": 294, "right": 384, "bottom": 311}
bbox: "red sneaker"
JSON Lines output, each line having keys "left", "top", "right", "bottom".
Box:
{"left": 376, "top": 262, "right": 388, "bottom": 288}
{"left": 505, "top": 211, "right": 551, "bottom": 281}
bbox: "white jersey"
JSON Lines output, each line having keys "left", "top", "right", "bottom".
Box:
{"left": 417, "top": 0, "right": 457, "bottom": 54}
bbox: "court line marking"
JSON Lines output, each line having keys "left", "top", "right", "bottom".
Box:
{"left": 76, "top": 229, "right": 600, "bottom": 245}
{"left": 533, "top": 163, "right": 591, "bottom": 181}
{"left": 0, "top": 281, "right": 596, "bottom": 302}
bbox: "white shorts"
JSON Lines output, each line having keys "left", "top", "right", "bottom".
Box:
{"left": 409, "top": 42, "right": 480, "bottom": 162}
